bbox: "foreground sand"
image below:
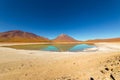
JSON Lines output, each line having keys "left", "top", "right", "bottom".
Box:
{"left": 0, "top": 43, "right": 120, "bottom": 80}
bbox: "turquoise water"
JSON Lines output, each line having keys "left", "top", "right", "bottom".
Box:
{"left": 6, "top": 44, "right": 95, "bottom": 52}
{"left": 69, "top": 44, "right": 94, "bottom": 52}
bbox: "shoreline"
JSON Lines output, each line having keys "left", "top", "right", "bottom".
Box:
{"left": 0, "top": 42, "right": 120, "bottom": 52}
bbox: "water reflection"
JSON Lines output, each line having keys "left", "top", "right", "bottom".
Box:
{"left": 43, "top": 44, "right": 76, "bottom": 52}
{"left": 6, "top": 44, "right": 95, "bottom": 52}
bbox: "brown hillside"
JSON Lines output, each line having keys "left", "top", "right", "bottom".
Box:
{"left": 0, "top": 30, "right": 50, "bottom": 42}
{"left": 86, "top": 38, "right": 120, "bottom": 42}
{"left": 53, "top": 34, "right": 79, "bottom": 42}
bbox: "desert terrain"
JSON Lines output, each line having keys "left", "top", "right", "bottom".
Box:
{"left": 0, "top": 43, "right": 120, "bottom": 80}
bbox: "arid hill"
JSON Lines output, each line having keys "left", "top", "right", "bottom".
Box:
{"left": 0, "top": 30, "right": 50, "bottom": 42}
{"left": 86, "top": 38, "right": 120, "bottom": 42}
{"left": 52, "top": 34, "right": 79, "bottom": 42}
{"left": 1, "top": 30, "right": 119, "bottom": 43}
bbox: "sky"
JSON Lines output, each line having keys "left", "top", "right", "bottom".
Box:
{"left": 0, "top": 0, "right": 120, "bottom": 40}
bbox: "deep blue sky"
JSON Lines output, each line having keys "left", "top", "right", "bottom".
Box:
{"left": 0, "top": 0, "right": 120, "bottom": 40}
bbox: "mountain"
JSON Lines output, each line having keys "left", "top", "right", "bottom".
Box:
{"left": 52, "top": 34, "right": 79, "bottom": 42}
{"left": 86, "top": 38, "right": 120, "bottom": 42}
{"left": 0, "top": 30, "right": 50, "bottom": 42}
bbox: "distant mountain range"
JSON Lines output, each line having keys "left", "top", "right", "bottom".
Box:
{"left": 86, "top": 38, "right": 120, "bottom": 42}
{"left": 0, "top": 30, "right": 120, "bottom": 42}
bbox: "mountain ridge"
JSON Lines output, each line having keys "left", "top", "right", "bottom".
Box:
{"left": 86, "top": 38, "right": 120, "bottom": 42}
{"left": 0, "top": 30, "right": 120, "bottom": 42}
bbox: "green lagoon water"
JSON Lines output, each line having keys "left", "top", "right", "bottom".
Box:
{"left": 5, "top": 44, "right": 95, "bottom": 52}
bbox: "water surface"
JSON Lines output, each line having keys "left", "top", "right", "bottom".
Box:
{"left": 5, "top": 44, "right": 95, "bottom": 52}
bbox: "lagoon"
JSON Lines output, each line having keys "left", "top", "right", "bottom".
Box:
{"left": 5, "top": 44, "right": 95, "bottom": 52}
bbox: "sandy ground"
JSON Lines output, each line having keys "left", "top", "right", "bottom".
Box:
{"left": 0, "top": 43, "right": 120, "bottom": 80}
